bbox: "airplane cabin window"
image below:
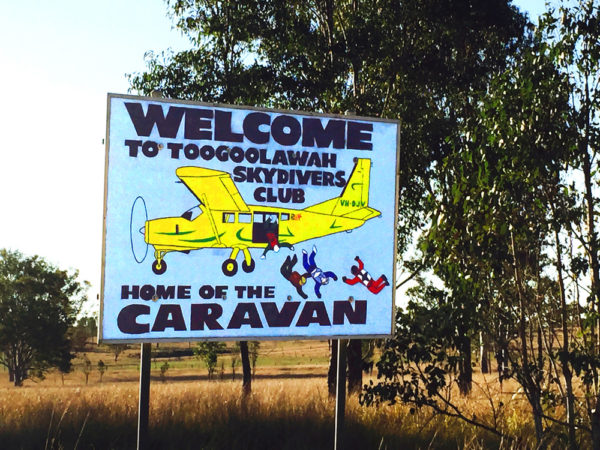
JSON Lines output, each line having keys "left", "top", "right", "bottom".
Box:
{"left": 182, "top": 206, "right": 202, "bottom": 221}
{"left": 281, "top": 213, "right": 289, "bottom": 221}
{"left": 254, "top": 212, "right": 279, "bottom": 224}
{"left": 239, "top": 213, "right": 251, "bottom": 223}
{"left": 223, "top": 213, "right": 235, "bottom": 223}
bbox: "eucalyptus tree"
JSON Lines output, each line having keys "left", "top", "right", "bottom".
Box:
{"left": 364, "top": 26, "right": 578, "bottom": 447}
{"left": 130, "top": 0, "right": 528, "bottom": 394}
{"left": 540, "top": 1, "right": 600, "bottom": 446}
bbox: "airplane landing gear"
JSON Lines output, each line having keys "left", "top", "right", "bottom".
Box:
{"left": 241, "top": 248, "right": 255, "bottom": 273}
{"left": 152, "top": 259, "right": 167, "bottom": 275}
{"left": 242, "top": 259, "right": 255, "bottom": 273}
{"left": 152, "top": 250, "right": 167, "bottom": 275}
{"left": 222, "top": 259, "right": 238, "bottom": 277}
{"left": 221, "top": 248, "right": 254, "bottom": 276}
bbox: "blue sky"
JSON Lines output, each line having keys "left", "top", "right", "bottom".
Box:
{"left": 0, "top": 1, "right": 188, "bottom": 314}
{"left": 0, "top": 0, "right": 549, "bottom": 315}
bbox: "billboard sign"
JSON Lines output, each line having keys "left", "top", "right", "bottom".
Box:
{"left": 100, "top": 94, "right": 399, "bottom": 342}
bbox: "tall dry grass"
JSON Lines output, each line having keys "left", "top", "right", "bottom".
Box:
{"left": 0, "top": 376, "right": 550, "bottom": 449}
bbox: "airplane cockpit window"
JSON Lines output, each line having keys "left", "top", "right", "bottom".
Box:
{"left": 223, "top": 213, "right": 235, "bottom": 223}
{"left": 182, "top": 206, "right": 202, "bottom": 221}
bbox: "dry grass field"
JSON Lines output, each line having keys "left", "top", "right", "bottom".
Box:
{"left": 0, "top": 341, "right": 576, "bottom": 449}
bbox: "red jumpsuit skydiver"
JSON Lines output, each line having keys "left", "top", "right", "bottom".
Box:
{"left": 342, "top": 256, "right": 389, "bottom": 294}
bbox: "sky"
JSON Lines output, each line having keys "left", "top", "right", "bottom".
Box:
{"left": 0, "top": 0, "right": 549, "bottom": 316}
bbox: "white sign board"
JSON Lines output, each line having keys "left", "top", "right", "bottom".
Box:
{"left": 100, "top": 94, "right": 399, "bottom": 342}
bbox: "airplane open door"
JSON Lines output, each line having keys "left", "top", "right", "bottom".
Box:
{"left": 252, "top": 211, "right": 280, "bottom": 244}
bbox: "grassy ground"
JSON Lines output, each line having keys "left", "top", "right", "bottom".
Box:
{"left": 0, "top": 341, "right": 586, "bottom": 448}
{"left": 0, "top": 376, "right": 529, "bottom": 449}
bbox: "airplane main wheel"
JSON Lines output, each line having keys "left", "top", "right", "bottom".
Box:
{"left": 152, "top": 259, "right": 167, "bottom": 275}
{"left": 222, "top": 259, "right": 238, "bottom": 277}
{"left": 242, "top": 259, "right": 255, "bottom": 273}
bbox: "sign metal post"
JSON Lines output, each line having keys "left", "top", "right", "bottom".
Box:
{"left": 334, "top": 339, "right": 347, "bottom": 450}
{"left": 137, "top": 342, "right": 151, "bottom": 450}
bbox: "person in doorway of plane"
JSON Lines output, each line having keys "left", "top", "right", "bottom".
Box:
{"left": 261, "top": 216, "right": 294, "bottom": 259}
{"left": 342, "top": 256, "right": 389, "bottom": 294}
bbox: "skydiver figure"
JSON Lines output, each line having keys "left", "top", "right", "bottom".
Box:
{"left": 342, "top": 256, "right": 389, "bottom": 294}
{"left": 280, "top": 254, "right": 310, "bottom": 299}
{"left": 302, "top": 245, "right": 338, "bottom": 299}
{"left": 260, "top": 216, "right": 293, "bottom": 259}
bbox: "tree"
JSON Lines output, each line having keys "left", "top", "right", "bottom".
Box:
{"left": 364, "top": 18, "right": 579, "bottom": 447}
{"left": 248, "top": 341, "right": 260, "bottom": 378}
{"left": 195, "top": 341, "right": 226, "bottom": 380}
{"left": 238, "top": 341, "right": 252, "bottom": 395}
{"left": 0, "top": 249, "right": 87, "bottom": 386}
{"left": 110, "top": 344, "right": 129, "bottom": 362}
{"left": 82, "top": 354, "right": 92, "bottom": 385}
{"left": 160, "top": 361, "right": 170, "bottom": 383}
{"left": 71, "top": 315, "right": 97, "bottom": 351}
{"left": 97, "top": 359, "right": 107, "bottom": 383}
{"left": 540, "top": 2, "right": 600, "bottom": 447}
{"left": 129, "top": 0, "right": 529, "bottom": 396}
{"left": 230, "top": 350, "right": 239, "bottom": 381}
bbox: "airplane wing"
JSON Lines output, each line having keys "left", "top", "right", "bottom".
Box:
{"left": 176, "top": 167, "right": 250, "bottom": 212}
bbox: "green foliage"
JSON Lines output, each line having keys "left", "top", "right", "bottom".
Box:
{"left": 71, "top": 316, "right": 97, "bottom": 351}
{"left": 364, "top": 5, "right": 581, "bottom": 444}
{"left": 160, "top": 361, "right": 170, "bottom": 383}
{"left": 0, "top": 249, "right": 87, "bottom": 386}
{"left": 129, "top": 0, "right": 529, "bottom": 258}
{"left": 129, "top": 0, "right": 600, "bottom": 445}
{"left": 195, "top": 341, "right": 226, "bottom": 379}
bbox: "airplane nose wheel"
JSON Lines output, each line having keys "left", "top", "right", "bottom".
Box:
{"left": 222, "top": 259, "right": 238, "bottom": 277}
{"left": 152, "top": 259, "right": 167, "bottom": 275}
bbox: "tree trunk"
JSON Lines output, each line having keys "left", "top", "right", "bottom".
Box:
{"left": 553, "top": 225, "right": 577, "bottom": 450}
{"left": 239, "top": 341, "right": 251, "bottom": 397}
{"left": 581, "top": 76, "right": 600, "bottom": 450}
{"left": 347, "top": 339, "right": 363, "bottom": 395}
{"left": 327, "top": 340, "right": 338, "bottom": 397}
{"left": 592, "top": 399, "right": 600, "bottom": 450}
{"left": 458, "top": 334, "right": 472, "bottom": 395}
{"left": 511, "top": 232, "right": 544, "bottom": 446}
{"left": 13, "top": 366, "right": 23, "bottom": 387}
{"left": 532, "top": 394, "right": 545, "bottom": 448}
{"left": 480, "top": 332, "right": 491, "bottom": 374}
{"left": 495, "top": 322, "right": 508, "bottom": 385}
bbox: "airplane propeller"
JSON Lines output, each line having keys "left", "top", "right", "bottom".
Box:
{"left": 130, "top": 196, "right": 149, "bottom": 264}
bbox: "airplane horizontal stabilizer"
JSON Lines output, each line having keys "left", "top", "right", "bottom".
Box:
{"left": 340, "top": 206, "right": 380, "bottom": 221}
{"left": 304, "top": 198, "right": 338, "bottom": 215}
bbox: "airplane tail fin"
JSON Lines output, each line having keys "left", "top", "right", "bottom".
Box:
{"left": 305, "top": 158, "right": 380, "bottom": 219}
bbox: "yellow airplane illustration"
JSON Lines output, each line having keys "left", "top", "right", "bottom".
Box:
{"left": 140, "top": 158, "right": 380, "bottom": 276}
